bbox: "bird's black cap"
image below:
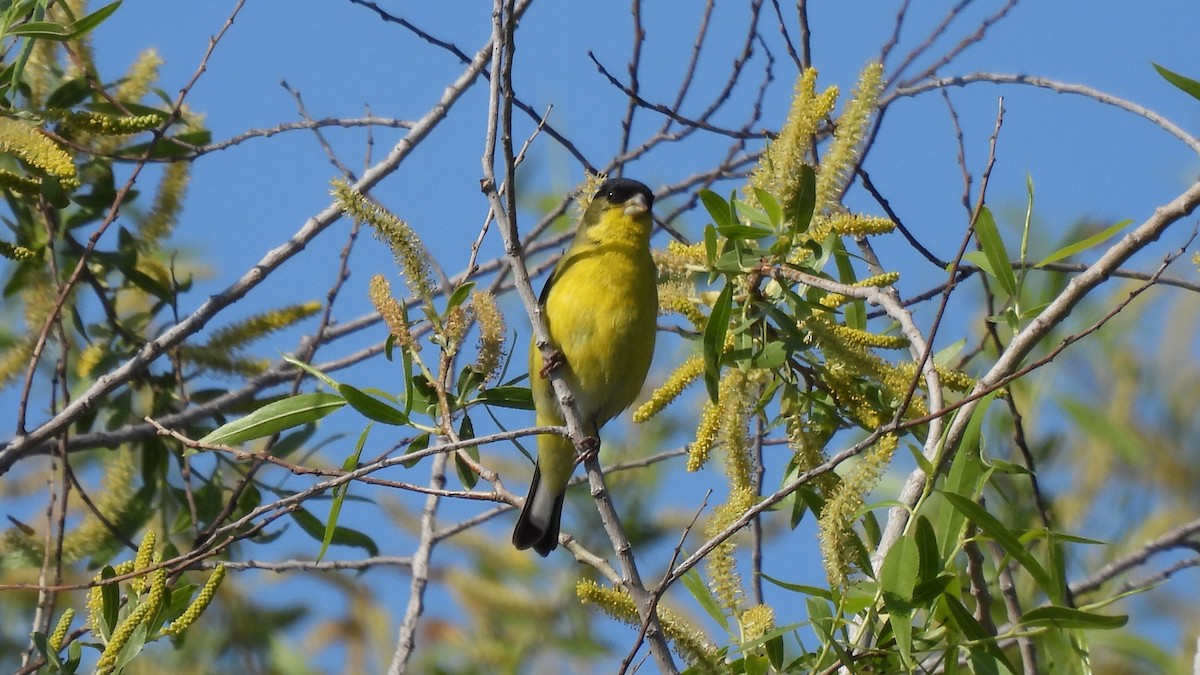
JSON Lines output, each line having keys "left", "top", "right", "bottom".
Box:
{"left": 594, "top": 178, "right": 654, "bottom": 210}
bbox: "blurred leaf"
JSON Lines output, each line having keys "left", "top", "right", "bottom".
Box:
{"left": 1035, "top": 219, "right": 1131, "bottom": 267}
{"left": 1021, "top": 606, "right": 1127, "bottom": 630}
{"left": 198, "top": 392, "right": 345, "bottom": 446}
{"left": 291, "top": 507, "right": 379, "bottom": 557}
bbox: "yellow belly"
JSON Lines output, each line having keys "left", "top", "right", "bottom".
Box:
{"left": 530, "top": 241, "right": 657, "bottom": 429}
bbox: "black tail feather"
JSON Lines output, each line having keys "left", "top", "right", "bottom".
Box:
{"left": 512, "top": 465, "right": 565, "bottom": 556}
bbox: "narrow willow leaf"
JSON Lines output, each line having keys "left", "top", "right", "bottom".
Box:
{"left": 703, "top": 283, "right": 733, "bottom": 401}
{"left": 478, "top": 385, "right": 534, "bottom": 410}
{"left": 292, "top": 507, "right": 379, "bottom": 557}
{"left": 318, "top": 424, "right": 371, "bottom": 562}
{"left": 1035, "top": 219, "right": 1132, "bottom": 267}
{"left": 68, "top": 1, "right": 123, "bottom": 39}
{"left": 1021, "top": 606, "right": 1127, "bottom": 630}
{"left": 942, "top": 491, "right": 1059, "bottom": 601}
{"left": 974, "top": 207, "right": 1016, "bottom": 298}
{"left": 199, "top": 392, "right": 345, "bottom": 446}
{"left": 337, "top": 383, "right": 408, "bottom": 425}
{"left": 784, "top": 164, "right": 817, "bottom": 235}
{"left": 681, "top": 569, "right": 729, "bottom": 631}
{"left": 283, "top": 353, "right": 339, "bottom": 389}
{"left": 1153, "top": 62, "right": 1200, "bottom": 102}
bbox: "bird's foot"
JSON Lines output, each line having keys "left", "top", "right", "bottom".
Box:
{"left": 577, "top": 436, "right": 601, "bottom": 463}
{"left": 539, "top": 348, "right": 566, "bottom": 378}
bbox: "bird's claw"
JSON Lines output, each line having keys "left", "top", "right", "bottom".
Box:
{"left": 578, "top": 436, "right": 601, "bottom": 462}
{"left": 539, "top": 348, "right": 566, "bottom": 378}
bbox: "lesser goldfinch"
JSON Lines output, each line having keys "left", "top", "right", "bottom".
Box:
{"left": 512, "top": 178, "right": 659, "bottom": 556}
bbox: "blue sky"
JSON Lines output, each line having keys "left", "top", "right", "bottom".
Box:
{"left": 6, "top": 0, "right": 1200, "bottom": 671}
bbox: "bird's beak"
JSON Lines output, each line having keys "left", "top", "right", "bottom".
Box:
{"left": 623, "top": 192, "right": 650, "bottom": 216}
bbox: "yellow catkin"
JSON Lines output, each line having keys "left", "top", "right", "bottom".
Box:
{"left": 470, "top": 290, "right": 506, "bottom": 382}
{"left": 739, "top": 603, "right": 775, "bottom": 644}
{"left": 140, "top": 161, "right": 189, "bottom": 247}
{"left": 576, "top": 580, "right": 719, "bottom": 672}
{"left": 0, "top": 170, "right": 42, "bottom": 194}
{"left": 825, "top": 213, "right": 895, "bottom": 237}
{"left": 817, "top": 434, "right": 897, "bottom": 586}
{"left": 440, "top": 304, "right": 472, "bottom": 357}
{"left": 48, "top": 608, "right": 74, "bottom": 652}
{"left": 116, "top": 48, "right": 164, "bottom": 102}
{"left": 0, "top": 117, "right": 76, "bottom": 180}
{"left": 633, "top": 354, "right": 704, "bottom": 423}
{"left": 658, "top": 281, "right": 707, "bottom": 329}
{"left": 687, "top": 368, "right": 748, "bottom": 472}
{"left": 702, "top": 487, "right": 757, "bottom": 616}
{"left": 129, "top": 530, "right": 157, "bottom": 593}
{"left": 748, "top": 68, "right": 839, "bottom": 208}
{"left": 369, "top": 274, "right": 420, "bottom": 353}
{"left": 823, "top": 322, "right": 908, "bottom": 350}
{"left": 163, "top": 564, "right": 225, "bottom": 636}
{"left": 53, "top": 110, "right": 163, "bottom": 135}
{"left": 205, "top": 302, "right": 322, "bottom": 350}
{"left": 334, "top": 180, "right": 434, "bottom": 302}
{"left": 814, "top": 61, "right": 884, "bottom": 211}
{"left": 95, "top": 587, "right": 157, "bottom": 674}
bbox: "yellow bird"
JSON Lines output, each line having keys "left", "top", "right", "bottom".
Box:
{"left": 512, "top": 178, "right": 659, "bottom": 556}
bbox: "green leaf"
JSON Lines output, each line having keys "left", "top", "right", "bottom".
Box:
{"left": 942, "top": 491, "right": 1059, "bottom": 601}
{"left": 880, "top": 535, "right": 919, "bottom": 667}
{"left": 717, "top": 223, "right": 775, "bottom": 240}
{"left": 454, "top": 415, "right": 479, "bottom": 489}
{"left": 318, "top": 424, "right": 371, "bottom": 562}
{"left": 445, "top": 281, "right": 475, "bottom": 313}
{"left": 880, "top": 535, "right": 919, "bottom": 604}
{"left": 337, "top": 383, "right": 408, "bottom": 425}
{"left": 681, "top": 569, "right": 728, "bottom": 631}
{"left": 67, "top": 0, "right": 122, "bottom": 39}
{"left": 1020, "top": 606, "right": 1127, "bottom": 630}
{"left": 198, "top": 392, "right": 345, "bottom": 446}
{"left": 291, "top": 507, "right": 379, "bottom": 557}
{"left": 100, "top": 566, "right": 119, "bottom": 640}
{"left": 1035, "top": 219, "right": 1132, "bottom": 267}
{"left": 765, "top": 633, "right": 784, "bottom": 670}
{"left": 7, "top": 21, "right": 71, "bottom": 39}
{"left": 477, "top": 385, "right": 534, "bottom": 410}
{"left": 961, "top": 250, "right": 996, "bottom": 277}
{"left": 699, "top": 189, "right": 732, "bottom": 228}
{"left": 1153, "top": 62, "right": 1200, "bottom": 103}
{"left": 914, "top": 515, "right": 942, "bottom": 585}
{"left": 940, "top": 593, "right": 1011, "bottom": 675}
{"left": 784, "top": 164, "right": 816, "bottom": 235}
{"left": 752, "top": 188, "right": 782, "bottom": 226}
{"left": 702, "top": 283, "right": 733, "bottom": 401}
{"left": 283, "top": 354, "right": 339, "bottom": 389}
{"left": 974, "top": 207, "right": 1016, "bottom": 298}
